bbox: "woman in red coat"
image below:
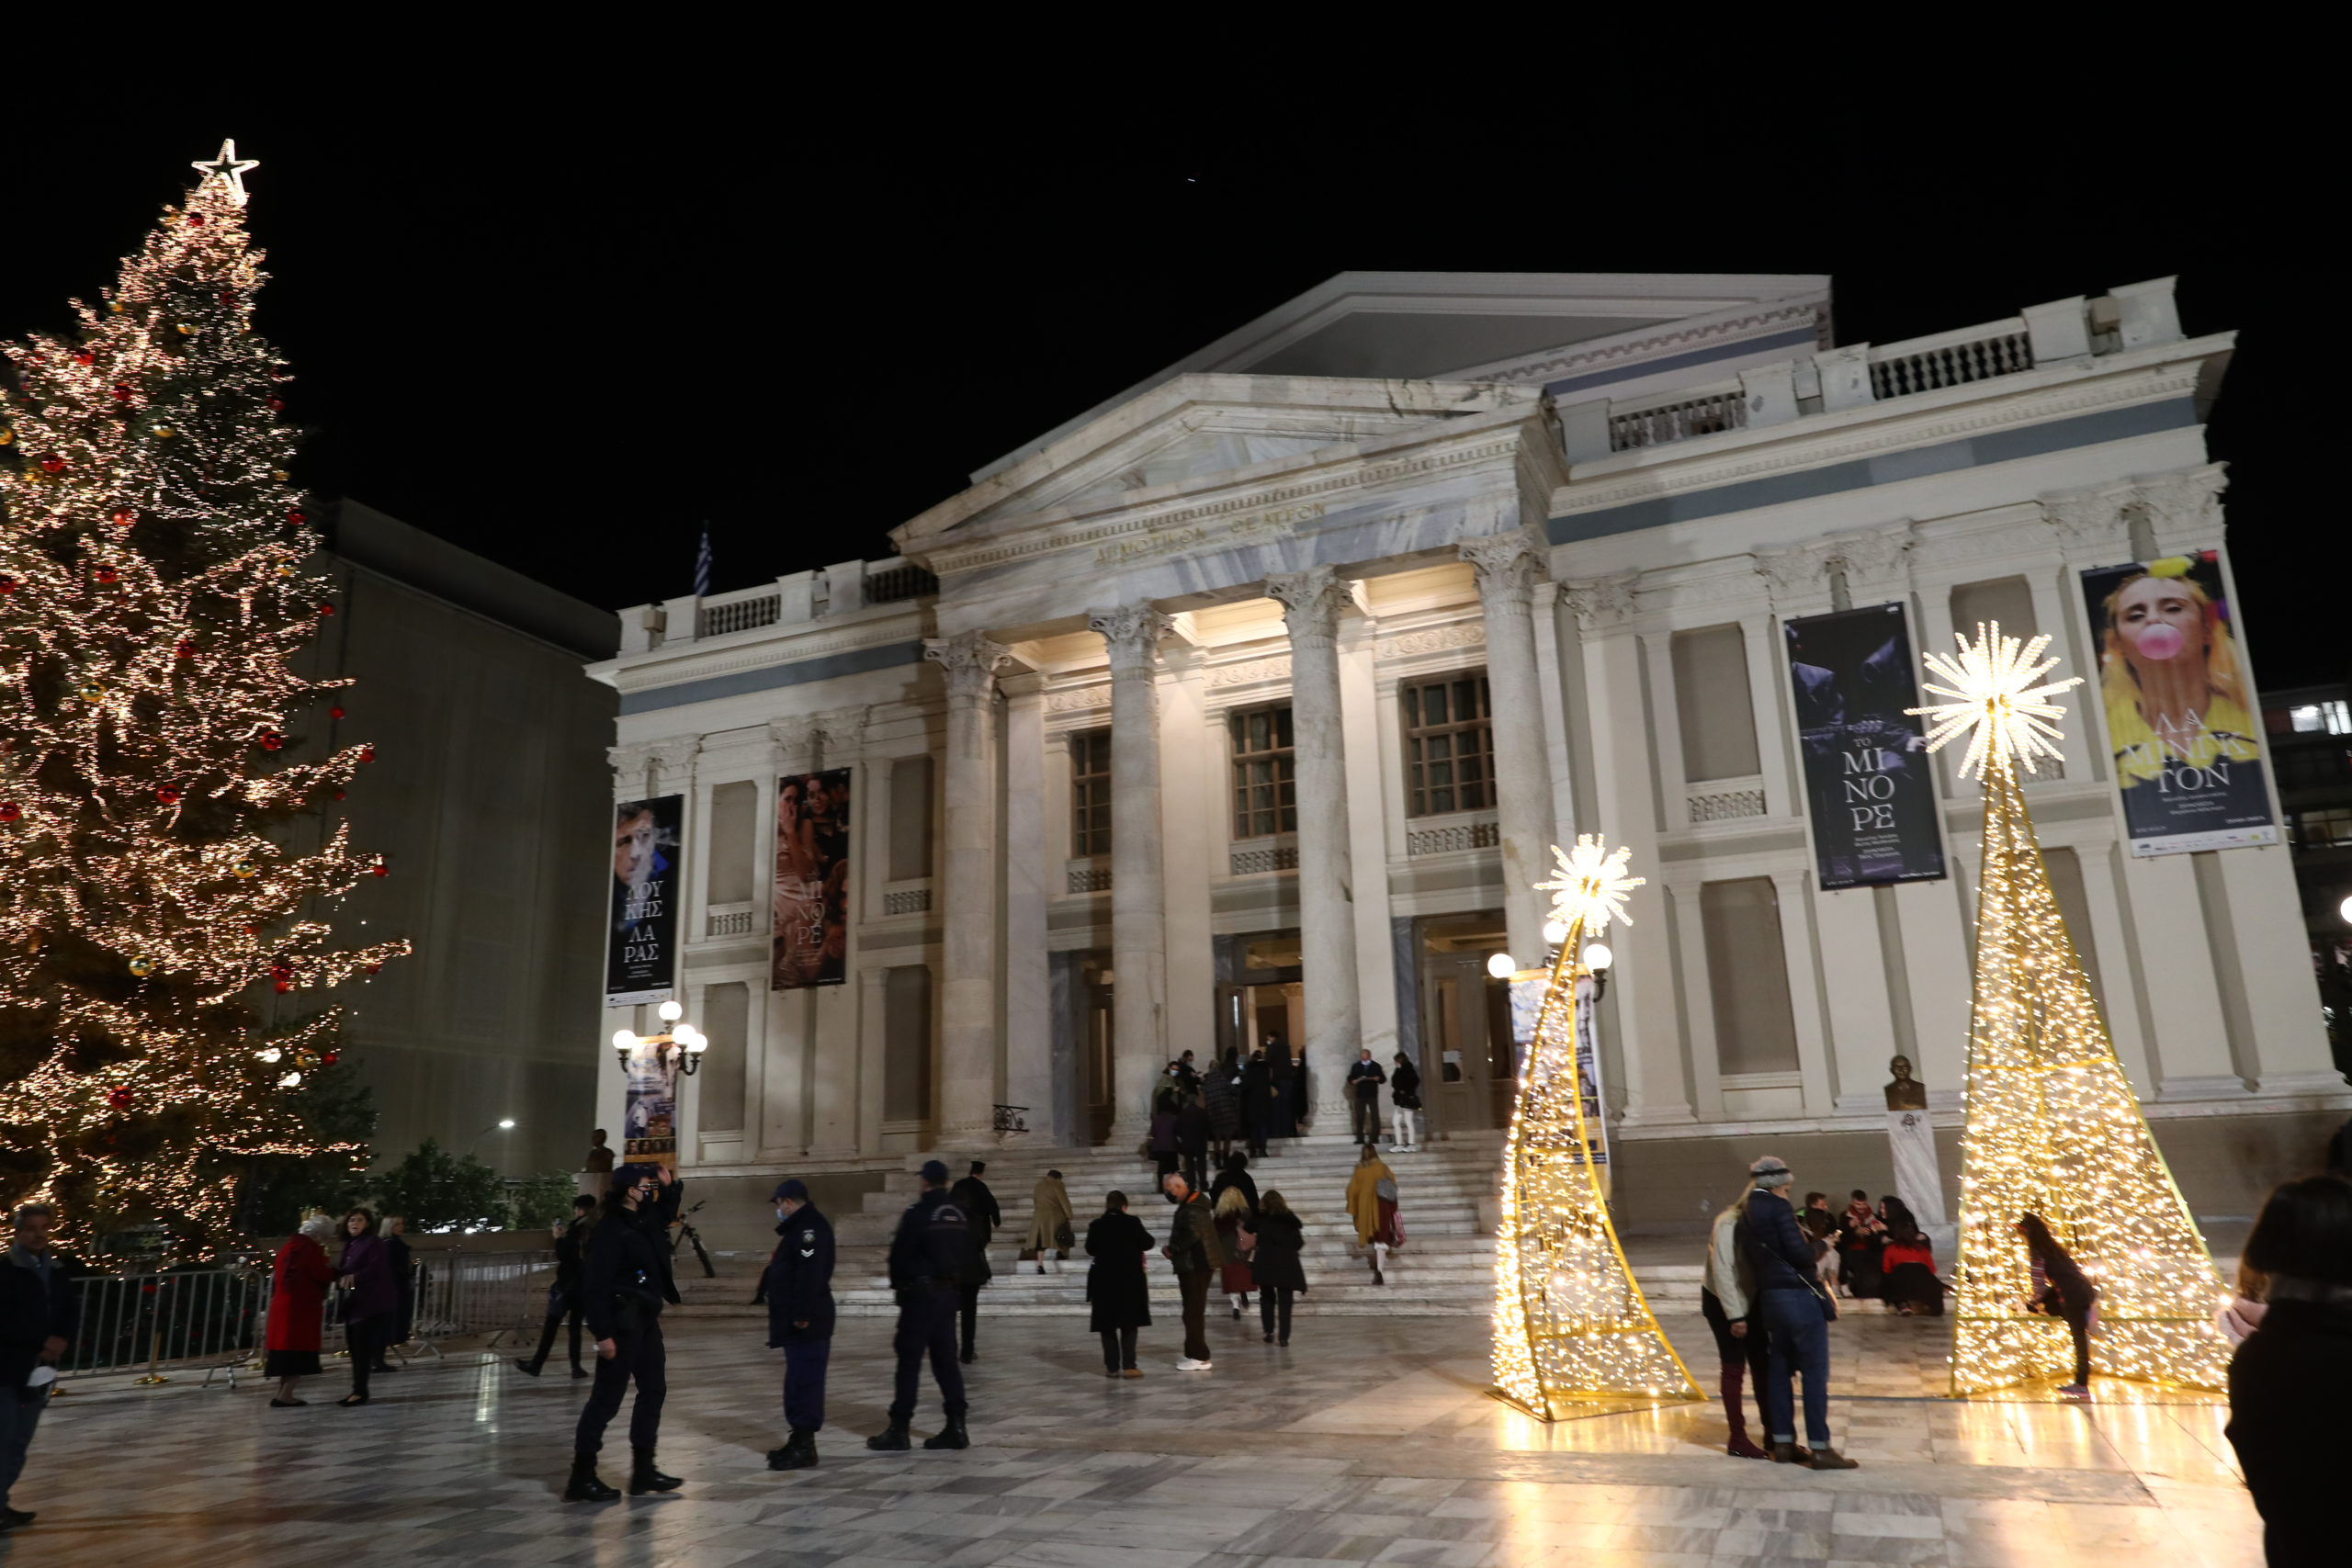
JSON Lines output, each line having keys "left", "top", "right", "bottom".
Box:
{"left": 1213, "top": 1186, "right": 1255, "bottom": 1319}
{"left": 266, "top": 1215, "right": 338, "bottom": 1406}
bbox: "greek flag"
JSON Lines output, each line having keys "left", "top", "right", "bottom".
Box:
{"left": 693, "top": 525, "right": 713, "bottom": 598}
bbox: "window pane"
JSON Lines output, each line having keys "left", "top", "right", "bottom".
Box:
{"left": 1402, "top": 688, "right": 1419, "bottom": 728}
{"left": 1426, "top": 684, "right": 1449, "bottom": 726}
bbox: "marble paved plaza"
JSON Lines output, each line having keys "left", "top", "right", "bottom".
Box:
{"left": 4, "top": 1306, "right": 2262, "bottom": 1567}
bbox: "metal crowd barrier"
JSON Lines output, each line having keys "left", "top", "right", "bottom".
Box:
{"left": 58, "top": 1247, "right": 556, "bottom": 1390}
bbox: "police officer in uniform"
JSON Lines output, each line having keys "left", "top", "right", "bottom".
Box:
{"left": 763, "top": 1179, "right": 835, "bottom": 1471}
{"left": 565, "top": 1163, "right": 684, "bottom": 1503}
{"left": 866, "top": 1159, "right": 970, "bottom": 1452}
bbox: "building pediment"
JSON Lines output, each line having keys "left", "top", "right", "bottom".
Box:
{"left": 896, "top": 373, "right": 1534, "bottom": 548}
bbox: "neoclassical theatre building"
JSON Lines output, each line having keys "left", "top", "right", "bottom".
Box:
{"left": 591, "top": 271, "right": 2346, "bottom": 1226}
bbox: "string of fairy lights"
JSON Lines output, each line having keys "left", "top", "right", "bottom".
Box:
{"left": 1490, "top": 836, "right": 1698, "bottom": 1416}
{"left": 0, "top": 145, "right": 408, "bottom": 1252}
{"left": 1910, "top": 623, "right": 2233, "bottom": 1394}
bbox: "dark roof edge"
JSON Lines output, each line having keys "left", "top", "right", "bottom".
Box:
{"left": 324, "top": 499, "right": 620, "bottom": 660}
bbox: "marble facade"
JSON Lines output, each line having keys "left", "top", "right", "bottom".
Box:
{"left": 588, "top": 270, "right": 2345, "bottom": 1209}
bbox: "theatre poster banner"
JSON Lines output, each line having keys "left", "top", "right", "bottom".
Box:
{"left": 2080, "top": 551, "right": 2280, "bottom": 856}
{"left": 1783, "top": 603, "right": 1946, "bottom": 890}
{"left": 623, "top": 1048, "right": 677, "bottom": 1165}
{"left": 773, "top": 767, "right": 852, "bottom": 990}
{"left": 605, "top": 794, "right": 683, "bottom": 1006}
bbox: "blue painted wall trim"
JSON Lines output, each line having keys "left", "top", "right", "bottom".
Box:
{"left": 1546, "top": 397, "right": 2199, "bottom": 545}
{"left": 1544, "top": 324, "right": 1822, "bottom": 400}
{"left": 617, "top": 639, "right": 927, "bottom": 715}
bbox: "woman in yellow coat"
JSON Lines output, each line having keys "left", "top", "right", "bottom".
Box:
{"left": 1344, "top": 1144, "right": 1403, "bottom": 1285}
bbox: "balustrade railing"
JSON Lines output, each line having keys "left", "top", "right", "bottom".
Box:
{"left": 1870, "top": 326, "right": 2033, "bottom": 400}
{"left": 865, "top": 560, "right": 938, "bottom": 604}
{"left": 696, "top": 591, "right": 782, "bottom": 638}
{"left": 1609, "top": 388, "right": 1747, "bottom": 452}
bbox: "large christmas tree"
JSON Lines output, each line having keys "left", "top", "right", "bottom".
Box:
{"left": 0, "top": 143, "right": 408, "bottom": 1256}
{"left": 1911, "top": 624, "right": 2233, "bottom": 1395}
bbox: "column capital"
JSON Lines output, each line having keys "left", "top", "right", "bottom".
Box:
{"left": 765, "top": 716, "right": 817, "bottom": 768}
{"left": 1087, "top": 604, "right": 1174, "bottom": 669}
{"left": 1459, "top": 528, "right": 1545, "bottom": 601}
{"left": 1559, "top": 572, "right": 1641, "bottom": 632}
{"left": 924, "top": 631, "right": 1012, "bottom": 703}
{"left": 2039, "top": 485, "right": 2133, "bottom": 556}
{"left": 813, "top": 705, "right": 869, "bottom": 763}
{"left": 1265, "top": 565, "right": 1351, "bottom": 645}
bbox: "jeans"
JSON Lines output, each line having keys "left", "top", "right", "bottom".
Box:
{"left": 957, "top": 1282, "right": 982, "bottom": 1359}
{"left": 1390, "top": 1107, "right": 1417, "bottom": 1147}
{"left": 783, "top": 1339, "right": 829, "bottom": 1432}
{"left": 1757, "top": 1287, "right": 1832, "bottom": 1447}
{"left": 1099, "top": 1327, "right": 1137, "bottom": 1371}
{"left": 1259, "top": 1285, "right": 1295, "bottom": 1344}
{"left": 0, "top": 1386, "right": 47, "bottom": 1508}
{"left": 888, "top": 1285, "right": 966, "bottom": 1424}
{"left": 575, "top": 1320, "right": 667, "bottom": 1456}
{"left": 345, "top": 1315, "right": 385, "bottom": 1398}
{"left": 1176, "top": 1269, "right": 1212, "bottom": 1361}
{"left": 1350, "top": 1094, "right": 1379, "bottom": 1143}
{"left": 530, "top": 1290, "right": 583, "bottom": 1371}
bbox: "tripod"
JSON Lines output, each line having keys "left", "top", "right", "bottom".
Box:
{"left": 670, "top": 1199, "right": 717, "bottom": 1279}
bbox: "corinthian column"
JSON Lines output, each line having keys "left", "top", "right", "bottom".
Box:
{"left": 1461, "top": 529, "right": 1556, "bottom": 966}
{"left": 1089, "top": 604, "right": 1172, "bottom": 1137}
{"left": 923, "top": 631, "right": 1009, "bottom": 1145}
{"left": 1265, "top": 567, "right": 1360, "bottom": 1134}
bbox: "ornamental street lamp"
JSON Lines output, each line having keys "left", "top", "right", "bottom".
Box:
{"left": 612, "top": 997, "right": 708, "bottom": 1077}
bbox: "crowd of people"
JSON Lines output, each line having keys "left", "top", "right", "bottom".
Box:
{"left": 5, "top": 1142, "right": 2347, "bottom": 1551}
{"left": 1147, "top": 1044, "right": 1423, "bottom": 1176}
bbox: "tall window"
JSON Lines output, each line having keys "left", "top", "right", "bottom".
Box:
{"left": 1230, "top": 705, "right": 1296, "bottom": 839}
{"left": 1402, "top": 671, "right": 1496, "bottom": 817}
{"left": 1070, "top": 729, "right": 1113, "bottom": 856}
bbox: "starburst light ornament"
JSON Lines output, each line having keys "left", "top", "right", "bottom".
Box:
{"left": 1492, "top": 834, "right": 1696, "bottom": 1418}
{"left": 1906, "top": 624, "right": 2233, "bottom": 1397}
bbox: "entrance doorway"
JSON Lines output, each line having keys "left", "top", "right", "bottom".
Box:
{"left": 1214, "top": 930, "right": 1307, "bottom": 1137}
{"left": 1419, "top": 913, "right": 1514, "bottom": 1132}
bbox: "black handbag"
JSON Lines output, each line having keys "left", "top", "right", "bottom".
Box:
{"left": 1054, "top": 1220, "right": 1075, "bottom": 1251}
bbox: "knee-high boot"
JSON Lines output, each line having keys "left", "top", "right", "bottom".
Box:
{"left": 1722, "top": 1360, "right": 1767, "bottom": 1459}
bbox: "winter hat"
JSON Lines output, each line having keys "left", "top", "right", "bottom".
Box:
{"left": 772, "top": 1179, "right": 809, "bottom": 1202}
{"left": 919, "top": 1159, "right": 951, "bottom": 1185}
{"left": 1747, "top": 1156, "right": 1793, "bottom": 1189}
{"left": 610, "top": 1164, "right": 656, "bottom": 1191}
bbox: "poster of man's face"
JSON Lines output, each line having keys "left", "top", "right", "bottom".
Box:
{"left": 606, "top": 795, "right": 683, "bottom": 1006}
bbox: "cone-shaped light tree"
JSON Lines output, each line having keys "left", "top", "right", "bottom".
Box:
{"left": 1910, "top": 624, "right": 2233, "bottom": 1395}
{"left": 0, "top": 143, "right": 409, "bottom": 1255}
{"left": 1492, "top": 835, "right": 1699, "bottom": 1417}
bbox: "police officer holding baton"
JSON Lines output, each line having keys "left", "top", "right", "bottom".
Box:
{"left": 866, "top": 1159, "right": 971, "bottom": 1452}
{"left": 763, "top": 1179, "right": 835, "bottom": 1471}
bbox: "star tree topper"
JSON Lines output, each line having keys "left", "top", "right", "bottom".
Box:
{"left": 1907, "top": 621, "right": 2083, "bottom": 778}
{"left": 191, "top": 138, "right": 259, "bottom": 206}
{"left": 1536, "top": 835, "right": 1644, "bottom": 936}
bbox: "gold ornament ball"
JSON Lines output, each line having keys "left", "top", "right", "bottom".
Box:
{"left": 129, "top": 957, "right": 155, "bottom": 977}
{"left": 75, "top": 681, "right": 105, "bottom": 703}
{"left": 175, "top": 323, "right": 194, "bottom": 336}
{"left": 231, "top": 859, "right": 258, "bottom": 879}
{"left": 153, "top": 426, "right": 174, "bottom": 438}
{"left": 275, "top": 563, "right": 295, "bottom": 577}
{"left": 272, "top": 470, "right": 290, "bottom": 482}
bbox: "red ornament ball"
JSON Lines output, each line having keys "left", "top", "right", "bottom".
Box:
{"left": 363, "top": 964, "right": 381, "bottom": 976}
{"left": 273, "top": 980, "right": 291, "bottom": 994}
{"left": 175, "top": 639, "right": 196, "bottom": 659}
{"left": 107, "top": 1087, "right": 134, "bottom": 1109}
{"left": 329, "top": 705, "right": 345, "bottom": 719}
{"left": 111, "top": 507, "right": 136, "bottom": 527}
{"left": 72, "top": 348, "right": 94, "bottom": 367}
{"left": 155, "top": 787, "right": 182, "bottom": 805}
{"left": 0, "top": 576, "right": 16, "bottom": 594}
{"left": 257, "top": 731, "right": 285, "bottom": 751}
{"left": 317, "top": 604, "right": 334, "bottom": 617}
{"left": 269, "top": 964, "right": 292, "bottom": 981}
{"left": 110, "top": 384, "right": 131, "bottom": 402}
{"left": 287, "top": 509, "right": 306, "bottom": 525}
{"left": 37, "top": 454, "right": 64, "bottom": 474}
{"left": 360, "top": 746, "right": 376, "bottom": 763}
{"left": 332, "top": 789, "right": 346, "bottom": 801}
{"left": 322, "top": 1051, "right": 339, "bottom": 1066}
{"left": 268, "top": 397, "right": 286, "bottom": 412}
{"left": 95, "top": 566, "right": 119, "bottom": 585}
{"left": 185, "top": 213, "right": 204, "bottom": 227}
{"left": 219, "top": 290, "right": 236, "bottom": 306}
{"left": 0, "top": 803, "right": 18, "bottom": 823}
{"left": 370, "top": 862, "right": 389, "bottom": 878}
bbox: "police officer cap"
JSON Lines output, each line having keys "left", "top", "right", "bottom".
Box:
{"left": 610, "top": 1163, "right": 656, "bottom": 1191}
{"left": 772, "top": 1179, "right": 809, "bottom": 1202}
{"left": 919, "top": 1159, "right": 951, "bottom": 1184}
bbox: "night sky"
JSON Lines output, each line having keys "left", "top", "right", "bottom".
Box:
{"left": 2, "top": 57, "right": 2331, "bottom": 683}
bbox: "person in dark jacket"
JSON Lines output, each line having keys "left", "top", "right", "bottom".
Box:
{"left": 1176, "top": 1093, "right": 1212, "bottom": 1193}
{"left": 1202, "top": 1051, "right": 1241, "bottom": 1166}
{"left": 566, "top": 1163, "right": 685, "bottom": 1503}
{"left": 517, "top": 1195, "right": 598, "bottom": 1378}
{"left": 334, "top": 1208, "right": 396, "bottom": 1406}
{"left": 1148, "top": 1102, "right": 1181, "bottom": 1181}
{"left": 869, "top": 1160, "right": 970, "bottom": 1452}
{"left": 1737, "top": 1156, "right": 1857, "bottom": 1470}
{"left": 763, "top": 1179, "right": 836, "bottom": 1472}
{"left": 1160, "top": 1172, "right": 1222, "bottom": 1370}
{"left": 2016, "top": 1213, "right": 2098, "bottom": 1396}
{"left": 1, "top": 1202, "right": 78, "bottom": 1533}
{"left": 1084, "top": 1191, "right": 1154, "bottom": 1377}
{"left": 1209, "top": 1152, "right": 1259, "bottom": 1215}
{"left": 1387, "top": 1052, "right": 1422, "bottom": 1152}
{"left": 1346, "top": 1048, "right": 1386, "bottom": 1145}
{"left": 949, "top": 1161, "right": 999, "bottom": 1366}
{"left": 1246, "top": 1190, "right": 1307, "bottom": 1347}
{"left": 2225, "top": 1173, "right": 2352, "bottom": 1568}
{"left": 373, "top": 1215, "right": 413, "bottom": 1371}
{"left": 1239, "top": 1050, "right": 1273, "bottom": 1157}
